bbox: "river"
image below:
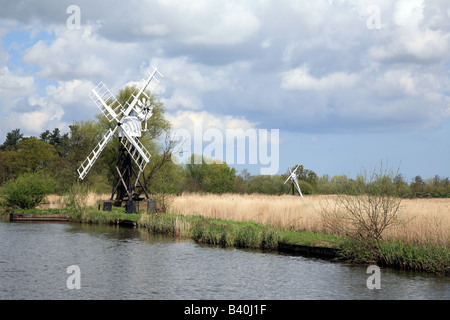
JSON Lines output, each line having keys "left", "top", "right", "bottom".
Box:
{"left": 0, "top": 220, "right": 448, "bottom": 300}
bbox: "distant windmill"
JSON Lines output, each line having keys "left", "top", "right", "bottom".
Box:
{"left": 284, "top": 165, "right": 303, "bottom": 197}
{"left": 77, "top": 67, "right": 163, "bottom": 213}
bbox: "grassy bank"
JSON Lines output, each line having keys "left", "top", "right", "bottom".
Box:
{"left": 379, "top": 241, "right": 449, "bottom": 274}
{"left": 139, "top": 212, "right": 341, "bottom": 250}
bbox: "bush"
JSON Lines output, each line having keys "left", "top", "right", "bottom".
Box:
{"left": 1, "top": 172, "right": 56, "bottom": 209}
{"left": 321, "top": 166, "right": 402, "bottom": 249}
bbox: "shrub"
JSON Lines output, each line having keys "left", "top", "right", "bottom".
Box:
{"left": 321, "top": 166, "right": 403, "bottom": 261}
{"left": 1, "top": 172, "right": 56, "bottom": 209}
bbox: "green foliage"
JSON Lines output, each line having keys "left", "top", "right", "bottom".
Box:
{"left": 191, "top": 217, "right": 280, "bottom": 249}
{"left": 245, "top": 175, "right": 288, "bottom": 195}
{"left": 298, "top": 180, "right": 314, "bottom": 195}
{"left": 40, "top": 128, "right": 69, "bottom": 156}
{"left": 149, "top": 158, "right": 184, "bottom": 195}
{"left": 379, "top": 241, "right": 449, "bottom": 274}
{"left": 183, "top": 155, "right": 237, "bottom": 194}
{"left": 17, "top": 137, "right": 57, "bottom": 172}
{"left": 1, "top": 172, "right": 56, "bottom": 209}
{"left": 0, "top": 150, "right": 15, "bottom": 184}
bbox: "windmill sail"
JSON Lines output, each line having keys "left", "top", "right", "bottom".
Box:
{"left": 77, "top": 127, "right": 118, "bottom": 180}
{"left": 292, "top": 175, "right": 303, "bottom": 197}
{"left": 90, "top": 82, "right": 123, "bottom": 122}
{"left": 123, "top": 67, "right": 163, "bottom": 117}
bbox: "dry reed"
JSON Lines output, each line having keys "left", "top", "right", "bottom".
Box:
{"left": 170, "top": 193, "right": 450, "bottom": 246}
{"left": 171, "top": 193, "right": 327, "bottom": 232}
{"left": 39, "top": 193, "right": 110, "bottom": 209}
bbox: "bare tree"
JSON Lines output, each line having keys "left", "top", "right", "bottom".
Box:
{"left": 322, "top": 166, "right": 402, "bottom": 250}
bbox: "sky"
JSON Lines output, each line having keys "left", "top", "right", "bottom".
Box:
{"left": 0, "top": 0, "right": 449, "bottom": 181}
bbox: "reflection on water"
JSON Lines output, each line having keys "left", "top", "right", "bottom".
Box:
{"left": 0, "top": 221, "right": 448, "bottom": 300}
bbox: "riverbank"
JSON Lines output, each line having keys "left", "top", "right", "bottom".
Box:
{"left": 3, "top": 207, "right": 448, "bottom": 274}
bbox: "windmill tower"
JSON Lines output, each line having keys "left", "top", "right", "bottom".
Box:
{"left": 284, "top": 165, "right": 303, "bottom": 197}
{"left": 77, "top": 67, "right": 163, "bottom": 213}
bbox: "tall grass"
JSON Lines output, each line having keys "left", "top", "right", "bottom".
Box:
{"left": 170, "top": 193, "right": 326, "bottom": 233}
{"left": 171, "top": 193, "right": 450, "bottom": 247}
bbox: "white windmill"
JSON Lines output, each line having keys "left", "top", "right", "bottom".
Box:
{"left": 284, "top": 165, "right": 303, "bottom": 197}
{"left": 77, "top": 67, "right": 163, "bottom": 213}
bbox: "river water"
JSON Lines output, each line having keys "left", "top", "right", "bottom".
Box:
{"left": 0, "top": 220, "right": 448, "bottom": 300}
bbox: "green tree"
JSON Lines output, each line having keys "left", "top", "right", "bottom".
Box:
{"left": 411, "top": 175, "right": 425, "bottom": 193}
{"left": 0, "top": 129, "right": 24, "bottom": 151}
{"left": 9, "top": 137, "right": 57, "bottom": 175}
{"left": 149, "top": 157, "right": 184, "bottom": 195}
{"left": 183, "top": 155, "right": 237, "bottom": 194}
{"left": 203, "top": 163, "right": 237, "bottom": 194}
{"left": 245, "top": 175, "right": 288, "bottom": 195}
{"left": 40, "top": 128, "right": 70, "bottom": 157}
{"left": 0, "top": 150, "right": 14, "bottom": 184}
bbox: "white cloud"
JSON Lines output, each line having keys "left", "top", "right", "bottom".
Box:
{"left": 3, "top": 95, "right": 67, "bottom": 137}
{"left": 393, "top": 0, "right": 424, "bottom": 27}
{"left": 151, "top": 56, "right": 232, "bottom": 92}
{"left": 155, "top": 0, "right": 261, "bottom": 45}
{"left": 0, "top": 66, "right": 35, "bottom": 97}
{"left": 367, "top": 0, "right": 450, "bottom": 63}
{"left": 45, "top": 79, "right": 94, "bottom": 106}
{"left": 23, "top": 25, "right": 140, "bottom": 81}
{"left": 162, "top": 92, "right": 204, "bottom": 111}
{"left": 280, "top": 65, "right": 359, "bottom": 91}
{"left": 167, "top": 110, "right": 257, "bottom": 134}
{"left": 372, "top": 68, "right": 442, "bottom": 99}
{"left": 369, "top": 27, "right": 450, "bottom": 63}
{"left": 131, "top": 24, "right": 170, "bottom": 37}
{"left": 1, "top": 0, "right": 449, "bottom": 139}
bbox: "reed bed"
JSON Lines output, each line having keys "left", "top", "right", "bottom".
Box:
{"left": 39, "top": 192, "right": 449, "bottom": 246}
{"left": 170, "top": 193, "right": 325, "bottom": 231}
{"left": 39, "top": 193, "right": 110, "bottom": 209}
{"left": 171, "top": 193, "right": 450, "bottom": 246}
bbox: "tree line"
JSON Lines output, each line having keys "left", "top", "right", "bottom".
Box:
{"left": 1, "top": 125, "right": 449, "bottom": 198}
